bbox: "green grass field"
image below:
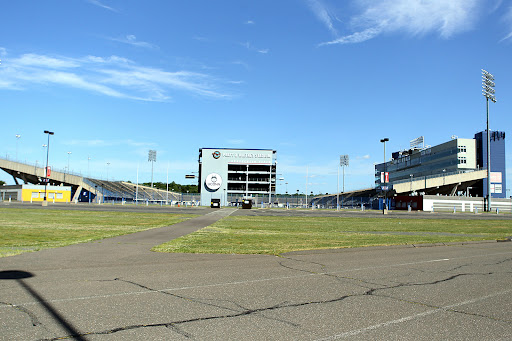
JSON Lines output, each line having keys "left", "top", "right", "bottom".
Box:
{"left": 153, "top": 215, "right": 512, "bottom": 255}
{"left": 2, "top": 208, "right": 511, "bottom": 258}
{"left": 0, "top": 208, "right": 196, "bottom": 257}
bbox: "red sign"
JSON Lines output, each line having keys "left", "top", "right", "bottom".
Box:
{"left": 46, "top": 166, "right": 51, "bottom": 177}
{"left": 381, "top": 172, "right": 389, "bottom": 183}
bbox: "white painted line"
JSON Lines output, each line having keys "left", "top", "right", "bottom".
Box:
{"left": 314, "top": 289, "right": 512, "bottom": 340}
{"left": 5, "top": 251, "right": 511, "bottom": 307}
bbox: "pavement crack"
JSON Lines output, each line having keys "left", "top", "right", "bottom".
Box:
{"left": 43, "top": 293, "right": 358, "bottom": 340}
{"left": 364, "top": 272, "right": 494, "bottom": 296}
{"left": 112, "top": 278, "right": 248, "bottom": 314}
{"left": 277, "top": 256, "right": 385, "bottom": 290}
{"left": 1, "top": 301, "right": 42, "bottom": 327}
{"left": 165, "top": 323, "right": 194, "bottom": 339}
{"left": 362, "top": 271, "right": 512, "bottom": 323}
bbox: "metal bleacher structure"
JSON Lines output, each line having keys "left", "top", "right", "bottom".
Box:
{"left": 310, "top": 188, "right": 378, "bottom": 209}
{"left": 0, "top": 157, "right": 184, "bottom": 203}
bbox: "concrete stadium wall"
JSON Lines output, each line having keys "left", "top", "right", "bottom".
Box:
{"left": 423, "top": 195, "right": 512, "bottom": 213}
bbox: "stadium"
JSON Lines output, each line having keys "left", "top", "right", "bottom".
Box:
{"left": 0, "top": 132, "right": 509, "bottom": 212}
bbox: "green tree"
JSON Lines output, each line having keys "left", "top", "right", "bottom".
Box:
{"left": 141, "top": 181, "right": 198, "bottom": 193}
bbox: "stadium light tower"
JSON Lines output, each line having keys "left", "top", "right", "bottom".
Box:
{"left": 482, "top": 69, "right": 496, "bottom": 212}
{"left": 148, "top": 150, "right": 157, "bottom": 188}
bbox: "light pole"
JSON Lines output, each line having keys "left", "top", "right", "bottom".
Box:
{"left": 337, "top": 165, "right": 339, "bottom": 211}
{"left": 269, "top": 160, "right": 275, "bottom": 207}
{"left": 106, "top": 162, "right": 110, "bottom": 181}
{"left": 15, "top": 134, "right": 21, "bottom": 160}
{"left": 87, "top": 156, "right": 91, "bottom": 178}
{"left": 380, "top": 138, "right": 389, "bottom": 213}
{"left": 339, "top": 155, "right": 349, "bottom": 211}
{"left": 67, "top": 151, "right": 72, "bottom": 174}
{"left": 43, "top": 130, "right": 54, "bottom": 206}
{"left": 482, "top": 69, "right": 496, "bottom": 212}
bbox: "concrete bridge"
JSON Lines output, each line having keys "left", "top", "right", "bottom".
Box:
{"left": 0, "top": 158, "right": 101, "bottom": 202}
{"left": 391, "top": 170, "right": 487, "bottom": 196}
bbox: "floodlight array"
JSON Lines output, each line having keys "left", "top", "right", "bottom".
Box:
{"left": 482, "top": 69, "right": 497, "bottom": 103}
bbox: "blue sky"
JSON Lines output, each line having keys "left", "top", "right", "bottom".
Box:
{"left": 1, "top": 0, "right": 511, "bottom": 195}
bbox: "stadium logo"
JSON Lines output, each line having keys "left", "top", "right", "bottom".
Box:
{"left": 205, "top": 173, "right": 222, "bottom": 191}
{"left": 212, "top": 151, "right": 221, "bottom": 159}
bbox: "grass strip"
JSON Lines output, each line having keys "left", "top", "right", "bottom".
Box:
{"left": 0, "top": 208, "right": 196, "bottom": 257}
{"left": 153, "top": 216, "right": 512, "bottom": 255}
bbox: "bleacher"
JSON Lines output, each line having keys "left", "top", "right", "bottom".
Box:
{"left": 84, "top": 179, "right": 180, "bottom": 202}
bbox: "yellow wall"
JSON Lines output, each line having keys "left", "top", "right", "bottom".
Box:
{"left": 22, "top": 188, "right": 71, "bottom": 202}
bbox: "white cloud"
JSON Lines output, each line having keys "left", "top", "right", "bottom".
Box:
{"left": 15, "top": 54, "right": 80, "bottom": 68}
{"left": 0, "top": 50, "right": 235, "bottom": 101}
{"left": 307, "top": 0, "right": 339, "bottom": 36}
{"left": 241, "top": 42, "right": 269, "bottom": 54}
{"left": 500, "top": 5, "right": 512, "bottom": 42}
{"left": 106, "top": 35, "right": 158, "bottom": 49}
{"left": 86, "top": 0, "right": 117, "bottom": 12}
{"left": 315, "top": 0, "right": 484, "bottom": 45}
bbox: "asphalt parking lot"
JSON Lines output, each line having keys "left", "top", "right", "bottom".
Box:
{"left": 1, "top": 205, "right": 511, "bottom": 340}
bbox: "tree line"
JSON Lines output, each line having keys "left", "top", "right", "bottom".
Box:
{"left": 140, "top": 181, "right": 198, "bottom": 193}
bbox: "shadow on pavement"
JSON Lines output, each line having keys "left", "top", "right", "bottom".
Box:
{"left": 0, "top": 270, "right": 87, "bottom": 341}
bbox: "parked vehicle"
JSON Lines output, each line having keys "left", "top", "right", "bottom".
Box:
{"left": 211, "top": 198, "right": 221, "bottom": 208}
{"left": 242, "top": 199, "right": 252, "bottom": 209}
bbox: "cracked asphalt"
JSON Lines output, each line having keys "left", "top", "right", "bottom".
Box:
{"left": 1, "top": 207, "right": 511, "bottom": 340}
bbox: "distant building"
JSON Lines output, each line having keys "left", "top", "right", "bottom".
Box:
{"left": 375, "top": 131, "right": 506, "bottom": 199}
{"left": 0, "top": 184, "right": 72, "bottom": 202}
{"left": 475, "top": 131, "right": 507, "bottom": 199}
{"left": 198, "top": 148, "right": 276, "bottom": 206}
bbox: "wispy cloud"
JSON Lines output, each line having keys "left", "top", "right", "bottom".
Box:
{"left": 106, "top": 35, "right": 158, "bottom": 49}
{"left": 307, "top": 0, "right": 339, "bottom": 36}
{"left": 314, "top": 0, "right": 484, "bottom": 46}
{"left": 86, "top": 0, "right": 117, "bottom": 12}
{"left": 500, "top": 5, "right": 512, "bottom": 42}
{"left": 245, "top": 20, "right": 255, "bottom": 25}
{"left": 0, "top": 50, "right": 235, "bottom": 101}
{"left": 241, "top": 41, "right": 269, "bottom": 54}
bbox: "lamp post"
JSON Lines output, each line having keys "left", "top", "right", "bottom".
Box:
{"left": 106, "top": 162, "right": 110, "bottom": 181}
{"left": 482, "top": 69, "right": 496, "bottom": 212}
{"left": 380, "top": 138, "right": 389, "bottom": 213}
{"left": 67, "top": 151, "right": 72, "bottom": 174}
{"left": 43, "top": 130, "right": 54, "bottom": 206}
